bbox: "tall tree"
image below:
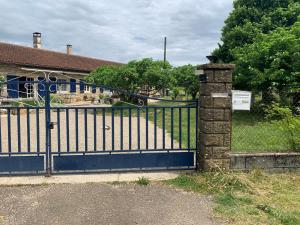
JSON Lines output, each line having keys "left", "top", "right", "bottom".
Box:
{"left": 86, "top": 58, "right": 173, "bottom": 95}
{"left": 212, "top": 0, "right": 300, "bottom": 104}
{"left": 233, "top": 18, "right": 300, "bottom": 99}
{"left": 213, "top": 0, "right": 300, "bottom": 62}
{"left": 172, "top": 65, "right": 198, "bottom": 99}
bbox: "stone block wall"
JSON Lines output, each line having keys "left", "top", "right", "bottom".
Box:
{"left": 230, "top": 153, "right": 300, "bottom": 172}
{"left": 197, "top": 63, "right": 235, "bottom": 171}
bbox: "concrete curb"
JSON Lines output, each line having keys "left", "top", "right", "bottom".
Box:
{"left": 0, "top": 171, "right": 181, "bottom": 186}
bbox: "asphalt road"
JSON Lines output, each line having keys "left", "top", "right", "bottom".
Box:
{"left": 0, "top": 183, "right": 223, "bottom": 225}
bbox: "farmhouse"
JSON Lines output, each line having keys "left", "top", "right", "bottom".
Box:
{"left": 0, "top": 32, "right": 121, "bottom": 102}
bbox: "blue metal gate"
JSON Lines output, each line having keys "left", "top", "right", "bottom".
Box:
{"left": 0, "top": 79, "right": 198, "bottom": 175}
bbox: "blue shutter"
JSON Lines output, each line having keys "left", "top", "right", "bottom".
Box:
{"left": 7, "top": 75, "right": 19, "bottom": 98}
{"left": 80, "top": 80, "right": 84, "bottom": 93}
{"left": 92, "top": 85, "right": 96, "bottom": 93}
{"left": 70, "top": 79, "right": 76, "bottom": 93}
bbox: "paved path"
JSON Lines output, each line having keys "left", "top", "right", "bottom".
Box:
{"left": 0, "top": 109, "right": 179, "bottom": 153}
{"left": 0, "top": 183, "right": 223, "bottom": 225}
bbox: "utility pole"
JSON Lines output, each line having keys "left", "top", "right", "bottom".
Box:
{"left": 163, "top": 36, "right": 167, "bottom": 63}
{"left": 163, "top": 36, "right": 167, "bottom": 97}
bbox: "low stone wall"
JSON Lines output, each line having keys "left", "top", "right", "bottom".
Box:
{"left": 55, "top": 93, "right": 99, "bottom": 104}
{"left": 230, "top": 153, "right": 300, "bottom": 172}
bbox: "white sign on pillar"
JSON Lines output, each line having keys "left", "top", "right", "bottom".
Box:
{"left": 232, "top": 90, "right": 252, "bottom": 111}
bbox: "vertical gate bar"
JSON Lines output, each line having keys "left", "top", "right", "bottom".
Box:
{"left": 7, "top": 108, "right": 11, "bottom": 154}
{"left": 120, "top": 108, "right": 123, "bottom": 150}
{"left": 17, "top": 108, "right": 21, "bottom": 153}
{"left": 162, "top": 107, "right": 165, "bottom": 149}
{"left": 27, "top": 108, "right": 31, "bottom": 152}
{"left": 128, "top": 108, "right": 131, "bottom": 150}
{"left": 84, "top": 108, "right": 88, "bottom": 152}
{"left": 75, "top": 108, "right": 79, "bottom": 152}
{"left": 57, "top": 108, "right": 61, "bottom": 153}
{"left": 0, "top": 111, "right": 2, "bottom": 152}
{"left": 146, "top": 108, "right": 149, "bottom": 150}
{"left": 102, "top": 108, "right": 106, "bottom": 151}
{"left": 137, "top": 107, "right": 140, "bottom": 150}
{"left": 171, "top": 107, "right": 174, "bottom": 149}
{"left": 93, "top": 108, "right": 97, "bottom": 151}
{"left": 195, "top": 103, "right": 198, "bottom": 153}
{"left": 179, "top": 108, "right": 182, "bottom": 149}
{"left": 187, "top": 108, "right": 190, "bottom": 150}
{"left": 45, "top": 81, "right": 51, "bottom": 176}
{"left": 154, "top": 108, "right": 157, "bottom": 149}
{"left": 111, "top": 108, "right": 114, "bottom": 151}
{"left": 36, "top": 108, "right": 40, "bottom": 154}
{"left": 66, "top": 108, "right": 70, "bottom": 152}
{"left": 49, "top": 110, "right": 52, "bottom": 159}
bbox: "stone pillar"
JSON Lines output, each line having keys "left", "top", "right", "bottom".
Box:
{"left": 197, "top": 64, "right": 235, "bottom": 171}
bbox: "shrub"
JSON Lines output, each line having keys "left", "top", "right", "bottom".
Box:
{"left": 171, "top": 87, "right": 180, "bottom": 100}
{"left": 265, "top": 103, "right": 300, "bottom": 151}
{"left": 0, "top": 74, "right": 5, "bottom": 92}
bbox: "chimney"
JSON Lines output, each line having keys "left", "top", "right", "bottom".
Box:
{"left": 66, "top": 44, "right": 72, "bottom": 55}
{"left": 33, "top": 32, "right": 41, "bottom": 49}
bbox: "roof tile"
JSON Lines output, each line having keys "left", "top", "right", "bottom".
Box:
{"left": 0, "top": 42, "right": 122, "bottom": 73}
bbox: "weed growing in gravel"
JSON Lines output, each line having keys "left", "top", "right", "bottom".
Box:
{"left": 136, "top": 177, "right": 150, "bottom": 186}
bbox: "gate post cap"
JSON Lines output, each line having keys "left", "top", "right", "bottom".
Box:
{"left": 197, "top": 64, "right": 235, "bottom": 70}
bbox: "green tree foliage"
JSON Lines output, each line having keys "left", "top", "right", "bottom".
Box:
{"left": 214, "top": 0, "right": 300, "bottom": 62}
{"left": 265, "top": 103, "right": 300, "bottom": 151}
{"left": 128, "top": 58, "right": 174, "bottom": 94}
{"left": 86, "top": 59, "right": 199, "bottom": 99}
{"left": 0, "top": 73, "right": 5, "bottom": 92}
{"left": 172, "top": 65, "right": 198, "bottom": 99}
{"left": 86, "top": 58, "right": 173, "bottom": 94}
{"left": 233, "top": 19, "right": 300, "bottom": 94}
{"left": 213, "top": 0, "right": 300, "bottom": 104}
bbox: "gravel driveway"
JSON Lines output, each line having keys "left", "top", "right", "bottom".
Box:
{"left": 0, "top": 183, "right": 223, "bottom": 225}
{"left": 0, "top": 109, "right": 178, "bottom": 153}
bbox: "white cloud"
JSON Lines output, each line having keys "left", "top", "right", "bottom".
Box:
{"left": 0, "top": 0, "right": 233, "bottom": 66}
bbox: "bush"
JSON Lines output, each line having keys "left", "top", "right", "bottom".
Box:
{"left": 0, "top": 74, "right": 5, "bottom": 92}
{"left": 265, "top": 103, "right": 300, "bottom": 151}
{"left": 171, "top": 87, "right": 180, "bottom": 100}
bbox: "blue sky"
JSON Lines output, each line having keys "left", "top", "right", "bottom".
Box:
{"left": 0, "top": 0, "right": 233, "bottom": 66}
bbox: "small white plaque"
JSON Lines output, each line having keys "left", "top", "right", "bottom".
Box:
{"left": 232, "top": 90, "right": 252, "bottom": 111}
{"left": 211, "top": 93, "right": 228, "bottom": 98}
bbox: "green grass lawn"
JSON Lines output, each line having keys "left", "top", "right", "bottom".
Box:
{"left": 150, "top": 103, "right": 296, "bottom": 152}
{"left": 103, "top": 100, "right": 297, "bottom": 153}
{"left": 103, "top": 101, "right": 198, "bottom": 149}
{"left": 232, "top": 111, "right": 293, "bottom": 152}
{"left": 145, "top": 104, "right": 197, "bottom": 149}
{"left": 164, "top": 171, "right": 300, "bottom": 225}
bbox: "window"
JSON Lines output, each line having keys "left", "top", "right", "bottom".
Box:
{"left": 84, "top": 84, "right": 91, "bottom": 93}
{"left": 26, "top": 77, "right": 34, "bottom": 98}
{"left": 80, "top": 80, "right": 90, "bottom": 93}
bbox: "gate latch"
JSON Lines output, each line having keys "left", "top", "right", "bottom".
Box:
{"left": 49, "top": 122, "right": 57, "bottom": 129}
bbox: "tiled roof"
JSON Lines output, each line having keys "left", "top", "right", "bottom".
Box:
{"left": 0, "top": 42, "right": 122, "bottom": 73}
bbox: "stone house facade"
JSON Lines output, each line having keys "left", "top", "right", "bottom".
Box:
{"left": 0, "top": 32, "right": 121, "bottom": 103}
